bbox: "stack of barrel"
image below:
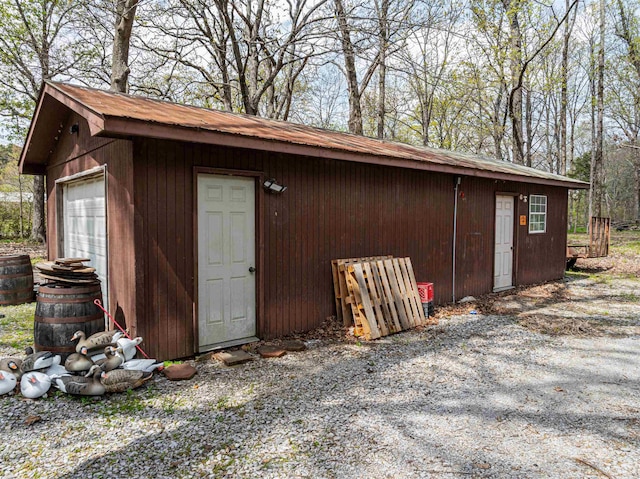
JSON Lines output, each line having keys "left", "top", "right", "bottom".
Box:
{"left": 0, "top": 255, "right": 34, "bottom": 305}
{"left": 33, "top": 258, "right": 105, "bottom": 360}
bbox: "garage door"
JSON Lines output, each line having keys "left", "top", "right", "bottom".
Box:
{"left": 62, "top": 175, "right": 108, "bottom": 307}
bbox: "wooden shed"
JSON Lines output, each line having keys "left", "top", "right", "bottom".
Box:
{"left": 19, "top": 82, "right": 588, "bottom": 360}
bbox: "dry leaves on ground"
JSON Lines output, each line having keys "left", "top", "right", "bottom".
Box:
{"left": 517, "top": 314, "right": 603, "bottom": 336}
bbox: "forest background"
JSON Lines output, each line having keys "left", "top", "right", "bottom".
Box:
{"left": 0, "top": 0, "right": 638, "bottom": 240}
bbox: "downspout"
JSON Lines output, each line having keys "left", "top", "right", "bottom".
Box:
{"left": 452, "top": 176, "right": 461, "bottom": 302}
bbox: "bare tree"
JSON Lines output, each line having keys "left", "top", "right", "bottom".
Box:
{"left": 402, "top": 1, "right": 464, "bottom": 147}
{"left": 141, "top": 0, "right": 328, "bottom": 118}
{"left": 375, "top": 0, "right": 389, "bottom": 139}
{"left": 501, "top": 0, "right": 525, "bottom": 164}
{"left": 0, "top": 0, "right": 83, "bottom": 242}
{"left": 612, "top": 0, "right": 640, "bottom": 220}
{"left": 502, "top": 0, "right": 579, "bottom": 166}
{"left": 333, "top": 0, "right": 367, "bottom": 134}
{"left": 558, "top": 0, "right": 578, "bottom": 175}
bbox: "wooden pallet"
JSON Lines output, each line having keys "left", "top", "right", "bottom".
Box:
{"left": 341, "top": 257, "right": 427, "bottom": 340}
{"left": 331, "top": 256, "right": 392, "bottom": 326}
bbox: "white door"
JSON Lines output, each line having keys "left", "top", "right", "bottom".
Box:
{"left": 197, "top": 174, "right": 256, "bottom": 350}
{"left": 494, "top": 195, "right": 514, "bottom": 291}
{"left": 63, "top": 175, "right": 108, "bottom": 306}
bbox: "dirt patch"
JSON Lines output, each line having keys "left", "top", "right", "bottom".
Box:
{"left": 0, "top": 241, "right": 46, "bottom": 260}
{"left": 570, "top": 231, "right": 640, "bottom": 277}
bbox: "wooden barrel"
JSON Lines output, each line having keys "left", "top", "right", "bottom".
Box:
{"left": 0, "top": 254, "right": 34, "bottom": 305}
{"left": 34, "top": 283, "right": 105, "bottom": 358}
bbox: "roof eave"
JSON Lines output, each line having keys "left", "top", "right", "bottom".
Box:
{"left": 19, "top": 82, "right": 107, "bottom": 174}
{"left": 18, "top": 84, "right": 48, "bottom": 174}
{"left": 101, "top": 116, "right": 590, "bottom": 189}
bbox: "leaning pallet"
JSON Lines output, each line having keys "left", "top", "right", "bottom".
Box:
{"left": 343, "top": 257, "right": 426, "bottom": 340}
{"left": 331, "top": 255, "right": 392, "bottom": 326}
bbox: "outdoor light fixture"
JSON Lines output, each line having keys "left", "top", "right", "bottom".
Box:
{"left": 519, "top": 194, "right": 528, "bottom": 203}
{"left": 263, "top": 178, "right": 287, "bottom": 194}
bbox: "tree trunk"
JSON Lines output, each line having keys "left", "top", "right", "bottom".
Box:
{"left": 216, "top": 41, "right": 233, "bottom": 111}
{"left": 335, "top": 0, "right": 363, "bottom": 135}
{"left": 590, "top": 0, "right": 606, "bottom": 218}
{"left": 19, "top": 174, "right": 24, "bottom": 239}
{"left": 503, "top": 0, "right": 524, "bottom": 164}
{"left": 31, "top": 176, "right": 45, "bottom": 243}
{"left": 634, "top": 148, "right": 640, "bottom": 222}
{"left": 559, "top": 0, "right": 572, "bottom": 175}
{"left": 376, "top": 0, "right": 389, "bottom": 139}
{"left": 110, "top": 0, "right": 139, "bottom": 92}
{"left": 525, "top": 84, "right": 532, "bottom": 167}
{"left": 244, "top": 0, "right": 264, "bottom": 116}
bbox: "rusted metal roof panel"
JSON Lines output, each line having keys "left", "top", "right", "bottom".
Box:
{"left": 20, "top": 81, "right": 589, "bottom": 189}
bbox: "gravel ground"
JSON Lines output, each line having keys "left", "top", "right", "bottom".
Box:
{"left": 1, "top": 274, "right": 639, "bottom": 479}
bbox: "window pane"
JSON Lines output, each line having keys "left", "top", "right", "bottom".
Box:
{"left": 529, "top": 195, "right": 547, "bottom": 233}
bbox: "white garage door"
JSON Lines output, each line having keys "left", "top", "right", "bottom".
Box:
{"left": 63, "top": 175, "right": 108, "bottom": 307}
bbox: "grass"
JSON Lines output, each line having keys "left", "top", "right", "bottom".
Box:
{"left": 568, "top": 229, "right": 640, "bottom": 249}
{"left": 618, "top": 292, "right": 640, "bottom": 302}
{"left": 617, "top": 240, "right": 640, "bottom": 256}
{"left": 99, "top": 389, "right": 148, "bottom": 415}
{"left": 0, "top": 301, "right": 36, "bottom": 352}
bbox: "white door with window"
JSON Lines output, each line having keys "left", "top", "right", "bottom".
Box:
{"left": 494, "top": 195, "right": 514, "bottom": 290}
{"left": 197, "top": 174, "right": 256, "bottom": 351}
{"left": 62, "top": 175, "right": 108, "bottom": 306}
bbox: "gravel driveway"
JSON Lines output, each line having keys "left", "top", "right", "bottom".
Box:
{"left": 1, "top": 274, "right": 639, "bottom": 479}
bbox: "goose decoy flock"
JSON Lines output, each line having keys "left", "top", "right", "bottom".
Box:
{"left": 0, "top": 330, "right": 160, "bottom": 398}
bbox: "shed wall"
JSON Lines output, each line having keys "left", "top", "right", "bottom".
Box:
{"left": 132, "top": 138, "right": 568, "bottom": 359}
{"left": 45, "top": 113, "right": 136, "bottom": 336}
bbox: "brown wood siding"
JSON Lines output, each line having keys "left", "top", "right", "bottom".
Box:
{"left": 516, "top": 186, "right": 568, "bottom": 284}
{"left": 130, "top": 139, "right": 569, "bottom": 359}
{"left": 45, "top": 113, "right": 136, "bottom": 339}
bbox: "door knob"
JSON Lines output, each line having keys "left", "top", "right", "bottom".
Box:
{"left": 248, "top": 266, "right": 256, "bottom": 273}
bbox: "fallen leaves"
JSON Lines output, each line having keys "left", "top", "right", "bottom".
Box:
{"left": 24, "top": 415, "right": 41, "bottom": 426}
{"left": 518, "top": 314, "right": 602, "bottom": 337}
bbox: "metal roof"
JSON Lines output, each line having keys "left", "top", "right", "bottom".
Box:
{"left": 19, "top": 81, "right": 589, "bottom": 189}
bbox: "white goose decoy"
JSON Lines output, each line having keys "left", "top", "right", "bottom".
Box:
{"left": 0, "top": 357, "right": 23, "bottom": 380}
{"left": 114, "top": 347, "right": 163, "bottom": 373}
{"left": 116, "top": 336, "right": 143, "bottom": 361}
{"left": 70, "top": 330, "right": 124, "bottom": 354}
{"left": 21, "top": 351, "right": 56, "bottom": 373}
{"left": 20, "top": 371, "right": 52, "bottom": 399}
{"left": 52, "top": 366, "right": 105, "bottom": 396}
{"left": 44, "top": 355, "right": 69, "bottom": 377}
{"left": 0, "top": 370, "right": 17, "bottom": 395}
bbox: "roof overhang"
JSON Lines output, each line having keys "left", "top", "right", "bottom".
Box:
{"left": 19, "top": 83, "right": 107, "bottom": 175}
{"left": 19, "top": 81, "right": 590, "bottom": 190}
{"left": 99, "top": 116, "right": 590, "bottom": 189}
